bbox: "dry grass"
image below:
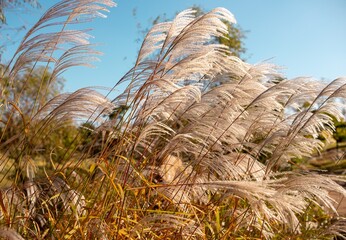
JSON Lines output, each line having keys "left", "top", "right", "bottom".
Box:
{"left": 0, "top": 0, "right": 345, "bottom": 239}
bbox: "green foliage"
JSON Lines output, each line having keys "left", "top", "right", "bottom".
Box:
{"left": 192, "top": 6, "right": 246, "bottom": 58}
{"left": 218, "top": 21, "right": 246, "bottom": 58}
{"left": 7, "top": 66, "right": 63, "bottom": 113}
{"left": 0, "top": 1, "right": 41, "bottom": 59}
{"left": 0, "top": 67, "right": 66, "bottom": 159}
{"left": 0, "top": 0, "right": 40, "bottom": 24}
{"left": 333, "top": 119, "right": 346, "bottom": 143}
{"left": 140, "top": 5, "right": 246, "bottom": 59}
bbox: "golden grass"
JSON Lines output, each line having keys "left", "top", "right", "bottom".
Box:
{"left": 0, "top": 1, "right": 346, "bottom": 239}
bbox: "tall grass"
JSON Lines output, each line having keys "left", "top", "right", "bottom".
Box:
{"left": 0, "top": 1, "right": 345, "bottom": 239}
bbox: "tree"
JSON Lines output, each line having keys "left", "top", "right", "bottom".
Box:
{"left": 133, "top": 6, "right": 247, "bottom": 92}
{"left": 137, "top": 5, "right": 246, "bottom": 59}
{"left": 0, "top": 0, "right": 41, "bottom": 61}
{"left": 0, "top": 66, "right": 66, "bottom": 159}
{"left": 191, "top": 6, "right": 247, "bottom": 59}
{"left": 1, "top": 66, "right": 64, "bottom": 118}
{"left": 0, "top": 68, "right": 66, "bottom": 186}
{"left": 0, "top": 0, "right": 40, "bottom": 24}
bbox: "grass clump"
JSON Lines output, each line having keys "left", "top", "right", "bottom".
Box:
{"left": 0, "top": 1, "right": 345, "bottom": 239}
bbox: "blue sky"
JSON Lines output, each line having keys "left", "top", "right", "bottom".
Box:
{"left": 3, "top": 0, "right": 346, "bottom": 93}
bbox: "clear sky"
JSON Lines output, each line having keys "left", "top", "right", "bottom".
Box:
{"left": 2, "top": 0, "right": 346, "bottom": 94}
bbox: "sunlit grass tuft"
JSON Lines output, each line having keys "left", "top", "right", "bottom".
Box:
{"left": 0, "top": 0, "right": 345, "bottom": 239}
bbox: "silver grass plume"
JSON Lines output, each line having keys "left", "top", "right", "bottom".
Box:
{"left": 0, "top": 0, "right": 345, "bottom": 238}
{"left": 0, "top": 0, "right": 115, "bottom": 238}
{"left": 0, "top": 227, "right": 25, "bottom": 240}
{"left": 0, "top": 0, "right": 115, "bottom": 155}
{"left": 32, "top": 88, "right": 115, "bottom": 127}
{"left": 109, "top": 7, "right": 346, "bottom": 238}
{"left": 131, "top": 214, "right": 202, "bottom": 238}
{"left": 49, "top": 177, "right": 86, "bottom": 217}
{"left": 1, "top": 0, "right": 115, "bottom": 109}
